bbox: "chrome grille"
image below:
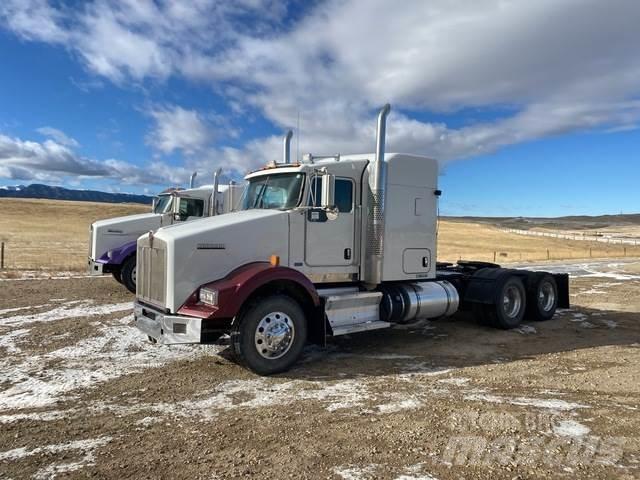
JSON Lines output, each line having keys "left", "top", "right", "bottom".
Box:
{"left": 137, "top": 237, "right": 167, "bottom": 308}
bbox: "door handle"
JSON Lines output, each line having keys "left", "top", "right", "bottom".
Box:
{"left": 344, "top": 248, "right": 352, "bottom": 260}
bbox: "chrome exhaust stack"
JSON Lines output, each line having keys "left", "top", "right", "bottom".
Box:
{"left": 189, "top": 171, "right": 197, "bottom": 189}
{"left": 210, "top": 168, "right": 221, "bottom": 216}
{"left": 366, "top": 103, "right": 391, "bottom": 286}
{"left": 283, "top": 130, "right": 293, "bottom": 164}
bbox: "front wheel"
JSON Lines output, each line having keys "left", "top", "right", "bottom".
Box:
{"left": 112, "top": 269, "right": 122, "bottom": 284}
{"left": 120, "top": 256, "right": 137, "bottom": 294}
{"left": 231, "top": 295, "right": 307, "bottom": 375}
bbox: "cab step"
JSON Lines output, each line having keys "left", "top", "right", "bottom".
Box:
{"left": 322, "top": 291, "right": 390, "bottom": 337}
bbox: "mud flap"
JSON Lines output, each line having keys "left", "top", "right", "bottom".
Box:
{"left": 553, "top": 273, "right": 570, "bottom": 308}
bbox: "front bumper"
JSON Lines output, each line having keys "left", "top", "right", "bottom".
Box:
{"left": 87, "top": 258, "right": 105, "bottom": 276}
{"left": 134, "top": 301, "right": 203, "bottom": 344}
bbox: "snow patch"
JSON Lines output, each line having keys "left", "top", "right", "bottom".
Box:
{"left": 0, "top": 410, "right": 69, "bottom": 424}
{"left": 0, "top": 300, "right": 131, "bottom": 327}
{"left": 0, "top": 436, "right": 111, "bottom": 461}
{"left": 438, "top": 377, "right": 470, "bottom": 386}
{"left": 0, "top": 328, "right": 30, "bottom": 353}
{"left": 333, "top": 464, "right": 377, "bottom": 480}
{"left": 0, "top": 304, "right": 50, "bottom": 316}
{"left": 553, "top": 419, "right": 591, "bottom": 437}
{"left": 377, "top": 398, "right": 423, "bottom": 414}
{"left": 0, "top": 318, "right": 220, "bottom": 410}
{"left": 154, "top": 378, "right": 371, "bottom": 418}
{"left": 135, "top": 416, "right": 163, "bottom": 427}
{"left": 464, "top": 393, "right": 589, "bottom": 411}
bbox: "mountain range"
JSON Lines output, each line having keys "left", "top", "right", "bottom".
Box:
{"left": 0, "top": 184, "right": 153, "bottom": 205}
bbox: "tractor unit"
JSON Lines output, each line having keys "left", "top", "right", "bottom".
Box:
{"left": 133, "top": 105, "right": 569, "bottom": 374}
{"left": 88, "top": 170, "right": 243, "bottom": 293}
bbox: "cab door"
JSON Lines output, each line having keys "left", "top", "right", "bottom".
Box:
{"left": 304, "top": 176, "right": 356, "bottom": 267}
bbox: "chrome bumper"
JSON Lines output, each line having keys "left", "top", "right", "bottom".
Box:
{"left": 134, "top": 301, "right": 202, "bottom": 345}
{"left": 87, "top": 258, "right": 104, "bottom": 276}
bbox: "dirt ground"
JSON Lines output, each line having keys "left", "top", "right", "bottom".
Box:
{"left": 1, "top": 260, "right": 639, "bottom": 479}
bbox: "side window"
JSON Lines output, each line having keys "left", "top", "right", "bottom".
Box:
{"left": 335, "top": 179, "right": 353, "bottom": 213}
{"left": 178, "top": 198, "right": 204, "bottom": 218}
{"left": 309, "top": 177, "right": 353, "bottom": 213}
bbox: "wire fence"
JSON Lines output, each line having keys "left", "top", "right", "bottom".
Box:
{"left": 440, "top": 245, "right": 640, "bottom": 265}
{"left": 502, "top": 228, "right": 640, "bottom": 246}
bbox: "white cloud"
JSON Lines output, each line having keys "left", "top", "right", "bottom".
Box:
{"left": 2, "top": 0, "right": 640, "bottom": 174}
{"left": 36, "top": 127, "right": 79, "bottom": 148}
{"left": 145, "top": 105, "right": 215, "bottom": 155}
{"left": 0, "top": 133, "right": 191, "bottom": 186}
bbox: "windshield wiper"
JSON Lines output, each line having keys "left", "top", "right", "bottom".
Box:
{"left": 252, "top": 176, "right": 271, "bottom": 209}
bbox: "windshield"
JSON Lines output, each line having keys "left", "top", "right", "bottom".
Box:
{"left": 153, "top": 195, "right": 172, "bottom": 214}
{"left": 241, "top": 173, "right": 304, "bottom": 210}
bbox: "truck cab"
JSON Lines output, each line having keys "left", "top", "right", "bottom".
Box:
{"left": 134, "top": 106, "right": 569, "bottom": 375}
{"left": 88, "top": 177, "right": 243, "bottom": 293}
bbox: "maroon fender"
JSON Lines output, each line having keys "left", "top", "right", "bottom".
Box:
{"left": 177, "top": 262, "right": 320, "bottom": 319}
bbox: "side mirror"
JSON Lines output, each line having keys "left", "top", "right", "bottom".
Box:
{"left": 151, "top": 197, "right": 157, "bottom": 212}
{"left": 320, "top": 173, "right": 335, "bottom": 210}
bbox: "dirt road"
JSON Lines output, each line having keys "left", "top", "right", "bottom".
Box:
{"left": 1, "top": 260, "right": 639, "bottom": 479}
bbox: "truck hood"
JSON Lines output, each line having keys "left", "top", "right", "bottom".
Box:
{"left": 90, "top": 212, "right": 165, "bottom": 260}
{"left": 140, "top": 209, "right": 290, "bottom": 312}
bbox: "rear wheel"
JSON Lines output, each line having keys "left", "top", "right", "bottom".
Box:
{"left": 231, "top": 295, "right": 307, "bottom": 375}
{"left": 483, "top": 275, "right": 526, "bottom": 329}
{"left": 526, "top": 274, "right": 558, "bottom": 321}
{"left": 121, "top": 256, "right": 137, "bottom": 294}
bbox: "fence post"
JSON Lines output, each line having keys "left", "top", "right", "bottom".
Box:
{"left": 493, "top": 251, "right": 496, "bottom": 262}
{"left": 1, "top": 242, "right": 4, "bottom": 270}
{"left": 589, "top": 247, "right": 592, "bottom": 258}
{"left": 547, "top": 249, "right": 550, "bottom": 260}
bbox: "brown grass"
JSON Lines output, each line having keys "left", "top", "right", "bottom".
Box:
{"left": 0, "top": 198, "right": 638, "bottom": 271}
{"left": 436, "top": 220, "right": 640, "bottom": 263}
{"left": 0, "top": 198, "right": 148, "bottom": 270}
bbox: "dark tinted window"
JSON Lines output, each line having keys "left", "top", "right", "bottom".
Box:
{"left": 178, "top": 198, "right": 204, "bottom": 218}
{"left": 310, "top": 177, "right": 353, "bottom": 212}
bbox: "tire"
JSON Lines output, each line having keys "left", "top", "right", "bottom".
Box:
{"left": 231, "top": 295, "right": 307, "bottom": 375}
{"left": 112, "top": 270, "right": 122, "bottom": 284}
{"left": 483, "top": 275, "right": 526, "bottom": 329}
{"left": 526, "top": 274, "right": 558, "bottom": 321}
{"left": 120, "top": 256, "right": 137, "bottom": 294}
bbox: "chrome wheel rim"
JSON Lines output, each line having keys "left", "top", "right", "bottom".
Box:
{"left": 502, "top": 285, "right": 522, "bottom": 318}
{"left": 132, "top": 266, "right": 137, "bottom": 285}
{"left": 538, "top": 282, "right": 555, "bottom": 312}
{"left": 254, "top": 311, "right": 295, "bottom": 360}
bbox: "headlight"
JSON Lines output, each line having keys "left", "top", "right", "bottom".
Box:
{"left": 199, "top": 288, "right": 218, "bottom": 306}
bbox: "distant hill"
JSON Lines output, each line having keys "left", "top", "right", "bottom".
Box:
{"left": 0, "top": 184, "right": 153, "bottom": 205}
{"left": 444, "top": 214, "right": 640, "bottom": 230}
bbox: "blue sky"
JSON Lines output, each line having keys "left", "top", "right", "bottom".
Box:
{"left": 1, "top": 0, "right": 639, "bottom": 216}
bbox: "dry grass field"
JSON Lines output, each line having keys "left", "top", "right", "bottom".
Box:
{"left": 436, "top": 220, "right": 640, "bottom": 264}
{"left": 0, "top": 198, "right": 638, "bottom": 271}
{"left": 0, "top": 198, "right": 148, "bottom": 270}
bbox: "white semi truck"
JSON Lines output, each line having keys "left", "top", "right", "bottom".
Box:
{"left": 134, "top": 105, "right": 569, "bottom": 375}
{"left": 88, "top": 170, "right": 244, "bottom": 293}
